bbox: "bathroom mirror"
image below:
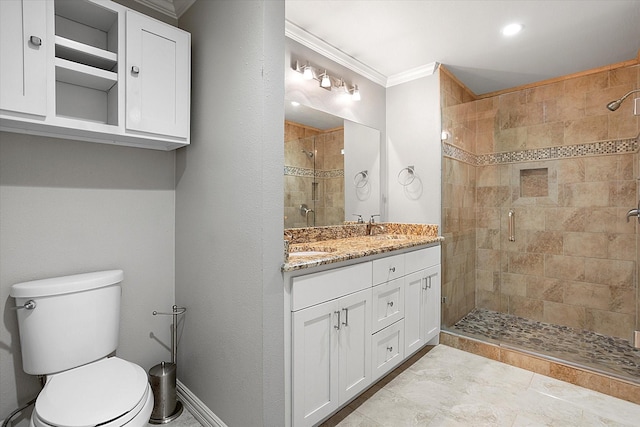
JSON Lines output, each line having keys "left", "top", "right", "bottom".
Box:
{"left": 284, "top": 102, "right": 380, "bottom": 228}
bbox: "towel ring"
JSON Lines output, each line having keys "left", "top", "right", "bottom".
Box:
{"left": 354, "top": 170, "right": 368, "bottom": 188}
{"left": 397, "top": 166, "right": 415, "bottom": 186}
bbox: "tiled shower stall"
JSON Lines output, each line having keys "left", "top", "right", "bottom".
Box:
{"left": 440, "top": 63, "right": 639, "bottom": 384}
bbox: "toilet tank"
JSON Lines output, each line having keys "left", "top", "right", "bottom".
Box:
{"left": 10, "top": 270, "right": 124, "bottom": 375}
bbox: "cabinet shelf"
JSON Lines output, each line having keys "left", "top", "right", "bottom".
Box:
{"left": 55, "top": 36, "right": 117, "bottom": 71}
{"left": 55, "top": 57, "right": 117, "bottom": 91}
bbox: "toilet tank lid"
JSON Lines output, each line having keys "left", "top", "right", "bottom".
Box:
{"left": 10, "top": 270, "right": 123, "bottom": 298}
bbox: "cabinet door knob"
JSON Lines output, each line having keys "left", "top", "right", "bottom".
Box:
{"left": 29, "top": 36, "right": 42, "bottom": 47}
{"left": 387, "top": 301, "right": 394, "bottom": 307}
{"left": 131, "top": 65, "right": 140, "bottom": 75}
{"left": 389, "top": 266, "right": 395, "bottom": 273}
{"left": 387, "top": 346, "right": 393, "bottom": 352}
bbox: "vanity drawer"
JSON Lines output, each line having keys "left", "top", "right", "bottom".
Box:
{"left": 372, "top": 319, "right": 404, "bottom": 381}
{"left": 291, "top": 261, "right": 372, "bottom": 311}
{"left": 372, "top": 277, "right": 404, "bottom": 333}
{"left": 372, "top": 253, "right": 405, "bottom": 285}
{"left": 405, "top": 246, "right": 440, "bottom": 273}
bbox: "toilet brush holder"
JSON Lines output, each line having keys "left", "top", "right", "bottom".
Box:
{"left": 149, "top": 361, "right": 182, "bottom": 423}
{"left": 150, "top": 305, "right": 186, "bottom": 424}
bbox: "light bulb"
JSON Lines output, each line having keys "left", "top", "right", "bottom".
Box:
{"left": 303, "top": 64, "right": 313, "bottom": 80}
{"left": 351, "top": 85, "right": 361, "bottom": 101}
{"left": 320, "top": 72, "right": 331, "bottom": 88}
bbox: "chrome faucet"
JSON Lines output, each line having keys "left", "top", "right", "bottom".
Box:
{"left": 367, "top": 214, "right": 383, "bottom": 235}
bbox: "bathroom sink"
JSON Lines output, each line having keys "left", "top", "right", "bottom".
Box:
{"left": 288, "top": 251, "right": 330, "bottom": 257}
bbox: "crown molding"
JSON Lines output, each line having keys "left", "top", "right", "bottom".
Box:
{"left": 386, "top": 62, "right": 440, "bottom": 87}
{"left": 135, "top": 0, "right": 196, "bottom": 19}
{"left": 285, "top": 20, "right": 387, "bottom": 87}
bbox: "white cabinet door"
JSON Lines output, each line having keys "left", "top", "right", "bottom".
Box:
{"left": 404, "top": 269, "right": 425, "bottom": 356}
{"left": 337, "top": 289, "right": 372, "bottom": 404}
{"left": 292, "top": 299, "right": 339, "bottom": 427}
{"left": 404, "top": 265, "right": 441, "bottom": 356}
{"left": 423, "top": 265, "right": 441, "bottom": 343}
{"left": 125, "top": 10, "right": 190, "bottom": 139}
{"left": 0, "top": 0, "right": 47, "bottom": 116}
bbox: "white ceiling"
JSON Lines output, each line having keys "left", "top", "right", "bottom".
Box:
{"left": 285, "top": 0, "right": 640, "bottom": 95}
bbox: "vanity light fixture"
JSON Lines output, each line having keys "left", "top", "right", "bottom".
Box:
{"left": 293, "top": 60, "right": 361, "bottom": 101}
{"left": 501, "top": 23, "right": 524, "bottom": 36}
{"left": 320, "top": 71, "right": 331, "bottom": 88}
{"left": 351, "top": 85, "right": 361, "bottom": 101}
{"left": 302, "top": 63, "right": 313, "bottom": 80}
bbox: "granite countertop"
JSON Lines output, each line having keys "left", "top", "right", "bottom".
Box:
{"left": 282, "top": 223, "right": 443, "bottom": 272}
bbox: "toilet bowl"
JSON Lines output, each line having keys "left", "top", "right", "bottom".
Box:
{"left": 10, "top": 271, "right": 154, "bottom": 427}
{"left": 30, "top": 357, "right": 153, "bottom": 427}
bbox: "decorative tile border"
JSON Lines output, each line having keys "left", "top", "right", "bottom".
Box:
{"left": 443, "top": 137, "right": 638, "bottom": 166}
{"left": 284, "top": 166, "right": 344, "bottom": 178}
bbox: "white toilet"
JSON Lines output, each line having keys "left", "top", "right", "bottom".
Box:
{"left": 10, "top": 270, "right": 154, "bottom": 427}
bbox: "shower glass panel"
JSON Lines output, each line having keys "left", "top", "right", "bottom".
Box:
{"left": 439, "top": 65, "right": 639, "bottom": 385}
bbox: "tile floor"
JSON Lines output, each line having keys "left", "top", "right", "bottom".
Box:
{"left": 451, "top": 308, "right": 640, "bottom": 383}
{"left": 320, "top": 345, "right": 640, "bottom": 427}
{"left": 147, "top": 404, "right": 202, "bottom": 427}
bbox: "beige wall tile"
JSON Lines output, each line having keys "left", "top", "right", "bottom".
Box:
{"left": 584, "top": 258, "right": 635, "bottom": 288}
{"left": 563, "top": 115, "right": 609, "bottom": 145}
{"left": 544, "top": 254, "right": 585, "bottom": 281}
{"left": 563, "top": 282, "right": 610, "bottom": 311}
{"left": 543, "top": 301, "right": 586, "bottom": 329}
{"left": 563, "top": 232, "right": 608, "bottom": 258}
{"left": 526, "top": 276, "right": 564, "bottom": 303}
{"left": 585, "top": 309, "right": 634, "bottom": 339}
{"left": 508, "top": 295, "right": 544, "bottom": 320}
{"left": 508, "top": 252, "right": 544, "bottom": 276}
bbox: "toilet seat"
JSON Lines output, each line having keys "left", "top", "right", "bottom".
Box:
{"left": 32, "top": 357, "right": 152, "bottom": 427}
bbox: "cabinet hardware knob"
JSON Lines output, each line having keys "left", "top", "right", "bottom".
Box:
{"left": 389, "top": 266, "right": 395, "bottom": 273}
{"left": 131, "top": 65, "right": 140, "bottom": 75}
{"left": 387, "top": 301, "right": 394, "bottom": 307}
{"left": 11, "top": 299, "right": 36, "bottom": 310}
{"left": 387, "top": 346, "right": 393, "bottom": 352}
{"left": 29, "top": 36, "right": 42, "bottom": 47}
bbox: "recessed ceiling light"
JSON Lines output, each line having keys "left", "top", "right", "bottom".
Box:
{"left": 502, "top": 23, "right": 524, "bottom": 36}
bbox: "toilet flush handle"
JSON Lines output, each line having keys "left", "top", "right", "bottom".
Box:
{"left": 11, "top": 299, "right": 36, "bottom": 310}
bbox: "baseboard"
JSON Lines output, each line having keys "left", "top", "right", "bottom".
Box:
{"left": 177, "top": 380, "right": 228, "bottom": 427}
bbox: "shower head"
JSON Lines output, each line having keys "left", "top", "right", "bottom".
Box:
{"left": 606, "top": 88, "right": 640, "bottom": 112}
{"left": 302, "top": 149, "right": 314, "bottom": 158}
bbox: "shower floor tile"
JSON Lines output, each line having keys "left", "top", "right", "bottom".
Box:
{"left": 450, "top": 308, "right": 640, "bottom": 383}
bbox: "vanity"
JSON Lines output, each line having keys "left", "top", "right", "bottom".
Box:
{"left": 283, "top": 223, "right": 443, "bottom": 427}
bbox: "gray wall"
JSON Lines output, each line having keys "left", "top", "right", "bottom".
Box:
{"left": 176, "top": 1, "right": 285, "bottom": 426}
{"left": 386, "top": 75, "right": 442, "bottom": 226}
{"left": 0, "top": 133, "right": 176, "bottom": 420}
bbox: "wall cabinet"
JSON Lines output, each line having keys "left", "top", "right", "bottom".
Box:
{"left": 0, "top": 0, "right": 48, "bottom": 116}
{"left": 287, "top": 244, "right": 441, "bottom": 427}
{"left": 0, "top": 0, "right": 190, "bottom": 151}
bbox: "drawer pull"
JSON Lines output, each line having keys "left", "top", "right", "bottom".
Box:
{"left": 389, "top": 266, "right": 395, "bottom": 273}
{"left": 387, "top": 301, "right": 394, "bottom": 307}
{"left": 29, "top": 36, "right": 42, "bottom": 47}
{"left": 387, "top": 346, "right": 393, "bottom": 352}
{"left": 131, "top": 65, "right": 140, "bottom": 75}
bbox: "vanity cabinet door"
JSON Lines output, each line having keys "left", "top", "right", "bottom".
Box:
{"left": 422, "top": 265, "right": 441, "bottom": 343}
{"left": 125, "top": 10, "right": 190, "bottom": 139}
{"left": 0, "top": 0, "right": 47, "bottom": 116}
{"left": 404, "top": 265, "right": 441, "bottom": 356}
{"left": 292, "top": 288, "right": 372, "bottom": 427}
{"left": 404, "top": 269, "right": 425, "bottom": 356}
{"left": 292, "top": 299, "right": 339, "bottom": 427}
{"left": 337, "top": 288, "right": 372, "bottom": 404}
